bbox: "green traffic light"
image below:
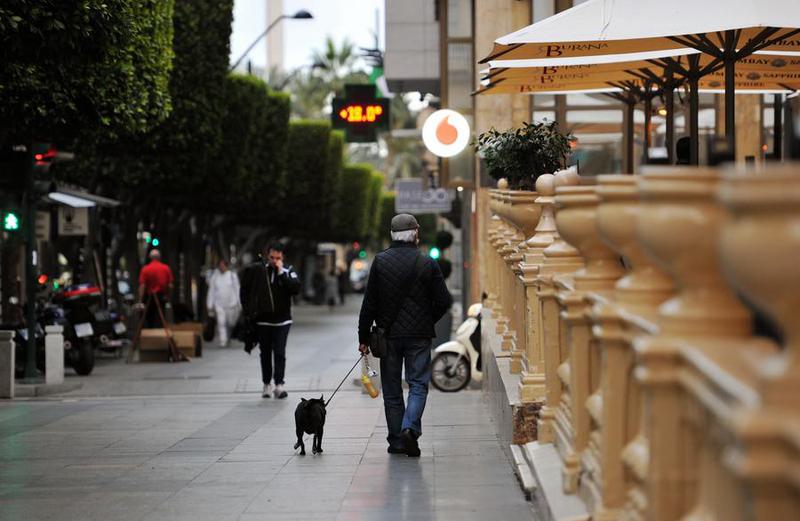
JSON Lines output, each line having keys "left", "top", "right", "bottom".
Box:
{"left": 152, "top": 238, "right": 160, "bottom": 247}
{"left": 429, "top": 247, "right": 441, "bottom": 260}
{"left": 3, "top": 212, "right": 20, "bottom": 231}
{"left": 358, "top": 249, "right": 367, "bottom": 259}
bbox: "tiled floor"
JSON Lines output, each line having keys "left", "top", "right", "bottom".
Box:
{"left": 0, "top": 302, "right": 536, "bottom": 520}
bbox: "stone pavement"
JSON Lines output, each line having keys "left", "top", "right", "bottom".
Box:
{"left": 0, "top": 301, "right": 536, "bottom": 520}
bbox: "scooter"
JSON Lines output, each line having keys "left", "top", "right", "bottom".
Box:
{"left": 431, "top": 303, "right": 482, "bottom": 392}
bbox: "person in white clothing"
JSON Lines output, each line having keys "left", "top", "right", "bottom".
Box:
{"left": 206, "top": 259, "right": 241, "bottom": 347}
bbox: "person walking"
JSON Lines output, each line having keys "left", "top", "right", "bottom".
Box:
{"left": 357, "top": 214, "right": 452, "bottom": 457}
{"left": 206, "top": 259, "right": 241, "bottom": 347}
{"left": 240, "top": 243, "right": 301, "bottom": 399}
{"left": 138, "top": 249, "right": 174, "bottom": 328}
{"left": 324, "top": 266, "right": 340, "bottom": 311}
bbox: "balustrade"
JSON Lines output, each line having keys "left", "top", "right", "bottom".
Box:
{"left": 479, "top": 163, "right": 800, "bottom": 521}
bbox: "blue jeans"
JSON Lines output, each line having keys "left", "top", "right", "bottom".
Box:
{"left": 380, "top": 338, "right": 432, "bottom": 448}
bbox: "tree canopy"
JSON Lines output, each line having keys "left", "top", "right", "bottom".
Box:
{"left": 0, "top": 0, "right": 175, "bottom": 144}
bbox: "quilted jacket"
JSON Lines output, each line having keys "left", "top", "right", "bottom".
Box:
{"left": 358, "top": 241, "right": 452, "bottom": 344}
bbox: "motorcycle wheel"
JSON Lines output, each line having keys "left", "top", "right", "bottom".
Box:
{"left": 431, "top": 352, "right": 470, "bottom": 392}
{"left": 72, "top": 338, "right": 95, "bottom": 376}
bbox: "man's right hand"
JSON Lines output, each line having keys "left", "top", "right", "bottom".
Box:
{"left": 358, "top": 343, "right": 370, "bottom": 355}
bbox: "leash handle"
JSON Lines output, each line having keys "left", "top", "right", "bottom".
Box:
{"left": 325, "top": 353, "right": 365, "bottom": 407}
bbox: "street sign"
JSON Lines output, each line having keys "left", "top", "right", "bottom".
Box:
{"left": 395, "top": 179, "right": 451, "bottom": 214}
{"left": 58, "top": 206, "right": 88, "bottom": 236}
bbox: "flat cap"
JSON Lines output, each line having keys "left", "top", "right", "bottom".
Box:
{"left": 390, "top": 213, "right": 419, "bottom": 232}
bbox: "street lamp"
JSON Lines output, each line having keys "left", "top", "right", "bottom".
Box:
{"left": 229, "top": 9, "right": 313, "bottom": 73}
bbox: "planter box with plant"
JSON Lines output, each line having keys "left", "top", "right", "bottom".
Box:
{"left": 475, "top": 121, "right": 574, "bottom": 191}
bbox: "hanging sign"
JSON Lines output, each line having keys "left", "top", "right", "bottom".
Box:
{"left": 58, "top": 206, "right": 88, "bottom": 236}
{"left": 422, "top": 109, "right": 471, "bottom": 158}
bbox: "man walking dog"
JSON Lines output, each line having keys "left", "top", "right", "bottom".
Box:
{"left": 241, "top": 243, "right": 301, "bottom": 399}
{"left": 358, "top": 214, "right": 452, "bottom": 457}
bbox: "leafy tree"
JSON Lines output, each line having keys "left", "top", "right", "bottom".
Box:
{"left": 326, "top": 130, "right": 345, "bottom": 235}
{"left": 214, "top": 74, "right": 290, "bottom": 217}
{"left": 366, "top": 171, "right": 384, "bottom": 244}
{"left": 310, "top": 36, "right": 358, "bottom": 88}
{"left": 0, "top": 0, "right": 175, "bottom": 144}
{"left": 283, "top": 120, "right": 333, "bottom": 238}
{"left": 335, "top": 164, "right": 373, "bottom": 241}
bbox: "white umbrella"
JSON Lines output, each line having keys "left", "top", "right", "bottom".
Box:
{"left": 480, "top": 0, "right": 800, "bottom": 162}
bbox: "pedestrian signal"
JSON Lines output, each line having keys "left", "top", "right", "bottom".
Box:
{"left": 3, "top": 212, "right": 20, "bottom": 231}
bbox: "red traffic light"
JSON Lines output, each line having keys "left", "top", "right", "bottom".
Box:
{"left": 34, "top": 147, "right": 57, "bottom": 165}
{"left": 37, "top": 274, "right": 49, "bottom": 285}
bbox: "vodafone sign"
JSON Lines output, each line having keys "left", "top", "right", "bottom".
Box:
{"left": 422, "top": 109, "right": 470, "bottom": 158}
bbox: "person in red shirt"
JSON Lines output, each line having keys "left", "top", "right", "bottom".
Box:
{"left": 138, "top": 249, "right": 174, "bottom": 327}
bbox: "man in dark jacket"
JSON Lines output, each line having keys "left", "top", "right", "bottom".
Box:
{"left": 358, "top": 214, "right": 452, "bottom": 457}
{"left": 240, "top": 243, "right": 301, "bottom": 399}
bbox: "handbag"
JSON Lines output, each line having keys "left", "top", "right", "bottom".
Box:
{"left": 202, "top": 316, "right": 216, "bottom": 342}
{"left": 369, "top": 252, "right": 426, "bottom": 358}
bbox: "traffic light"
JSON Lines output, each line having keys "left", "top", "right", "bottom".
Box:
{"left": 152, "top": 238, "right": 160, "bottom": 247}
{"left": 429, "top": 247, "right": 441, "bottom": 260}
{"left": 358, "top": 249, "right": 367, "bottom": 259}
{"left": 3, "top": 211, "right": 20, "bottom": 231}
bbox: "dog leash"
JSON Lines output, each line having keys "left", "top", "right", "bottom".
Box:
{"left": 325, "top": 353, "right": 365, "bottom": 407}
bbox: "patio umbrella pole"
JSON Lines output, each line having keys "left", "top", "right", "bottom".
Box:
{"left": 689, "top": 76, "right": 700, "bottom": 165}
{"left": 774, "top": 94, "right": 784, "bottom": 160}
{"left": 724, "top": 30, "right": 739, "bottom": 158}
{"left": 643, "top": 81, "right": 653, "bottom": 164}
{"left": 665, "top": 78, "right": 675, "bottom": 164}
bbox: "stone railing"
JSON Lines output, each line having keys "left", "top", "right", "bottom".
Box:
{"left": 481, "top": 164, "right": 800, "bottom": 520}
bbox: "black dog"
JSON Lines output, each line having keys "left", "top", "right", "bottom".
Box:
{"left": 294, "top": 396, "right": 326, "bottom": 455}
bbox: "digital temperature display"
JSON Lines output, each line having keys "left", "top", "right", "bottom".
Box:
{"left": 331, "top": 85, "right": 390, "bottom": 142}
{"left": 338, "top": 104, "right": 384, "bottom": 123}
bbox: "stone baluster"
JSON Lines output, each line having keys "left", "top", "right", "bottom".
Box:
{"left": 553, "top": 183, "right": 626, "bottom": 494}
{"left": 518, "top": 174, "right": 558, "bottom": 403}
{"left": 536, "top": 172, "right": 584, "bottom": 449}
{"left": 506, "top": 190, "right": 540, "bottom": 375}
{"left": 586, "top": 175, "right": 674, "bottom": 521}
{"left": 634, "top": 166, "right": 752, "bottom": 521}
{"left": 717, "top": 164, "right": 800, "bottom": 520}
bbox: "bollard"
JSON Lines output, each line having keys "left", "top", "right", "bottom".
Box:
{"left": 0, "top": 331, "right": 15, "bottom": 398}
{"left": 45, "top": 325, "right": 64, "bottom": 385}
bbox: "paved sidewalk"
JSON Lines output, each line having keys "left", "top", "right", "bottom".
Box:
{"left": 0, "top": 301, "right": 536, "bottom": 520}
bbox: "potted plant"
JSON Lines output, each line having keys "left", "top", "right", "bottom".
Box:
{"left": 475, "top": 121, "right": 574, "bottom": 191}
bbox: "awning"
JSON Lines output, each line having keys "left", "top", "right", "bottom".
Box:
{"left": 44, "top": 184, "right": 120, "bottom": 208}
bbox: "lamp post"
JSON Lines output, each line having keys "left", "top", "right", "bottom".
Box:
{"left": 229, "top": 9, "right": 313, "bottom": 73}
